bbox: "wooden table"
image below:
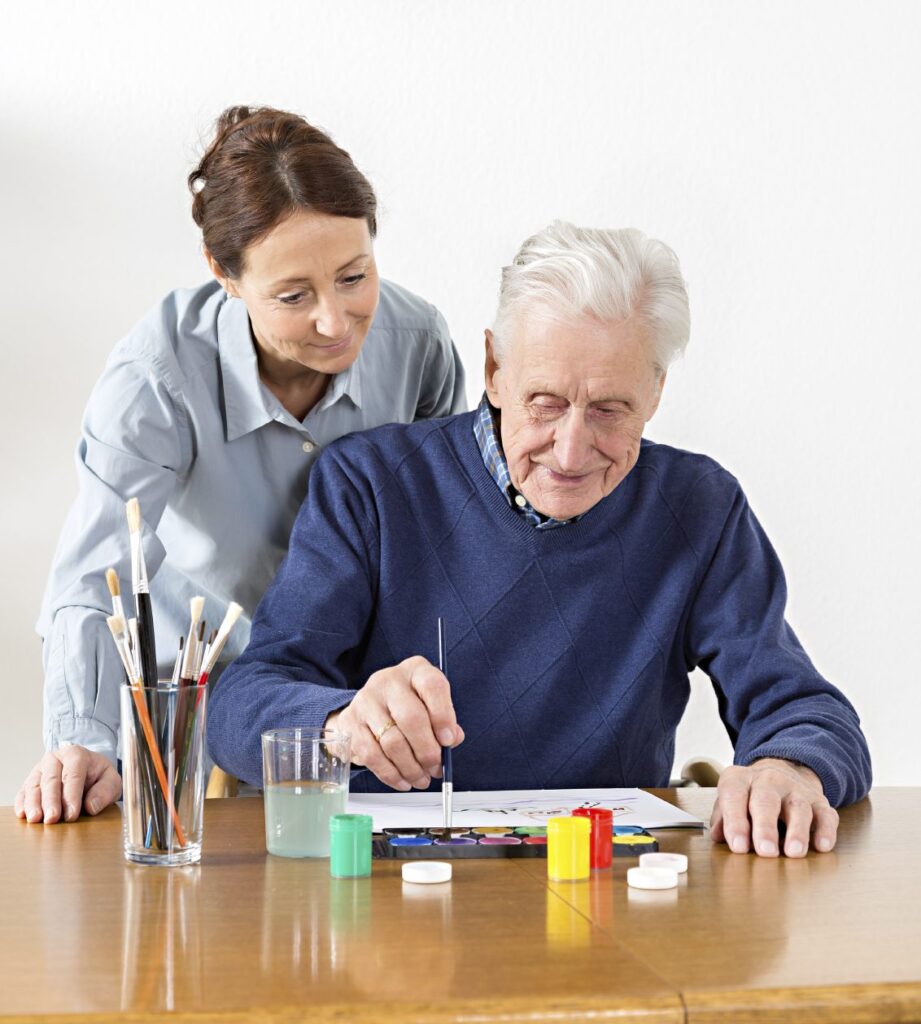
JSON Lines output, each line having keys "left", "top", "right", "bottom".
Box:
{"left": 1, "top": 789, "right": 919, "bottom": 1023}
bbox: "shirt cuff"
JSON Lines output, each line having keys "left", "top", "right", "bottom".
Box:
{"left": 45, "top": 716, "right": 118, "bottom": 767}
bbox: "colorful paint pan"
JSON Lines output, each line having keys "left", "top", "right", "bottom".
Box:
{"left": 471, "top": 827, "right": 513, "bottom": 835}
{"left": 613, "top": 825, "right": 645, "bottom": 836}
{"left": 514, "top": 826, "right": 548, "bottom": 836}
{"left": 372, "top": 826, "right": 553, "bottom": 860}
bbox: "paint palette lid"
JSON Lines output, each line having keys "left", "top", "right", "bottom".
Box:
{"left": 627, "top": 866, "right": 679, "bottom": 890}
{"left": 639, "top": 852, "right": 688, "bottom": 873}
{"left": 402, "top": 861, "right": 453, "bottom": 884}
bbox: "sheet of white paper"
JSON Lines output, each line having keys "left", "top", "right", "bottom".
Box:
{"left": 347, "top": 787, "right": 703, "bottom": 831}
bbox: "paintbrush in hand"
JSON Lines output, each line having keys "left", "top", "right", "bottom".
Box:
{"left": 437, "top": 616, "right": 453, "bottom": 830}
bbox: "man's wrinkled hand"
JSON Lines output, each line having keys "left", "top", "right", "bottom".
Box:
{"left": 710, "top": 758, "right": 838, "bottom": 857}
{"left": 14, "top": 746, "right": 122, "bottom": 823}
{"left": 325, "top": 656, "right": 464, "bottom": 792}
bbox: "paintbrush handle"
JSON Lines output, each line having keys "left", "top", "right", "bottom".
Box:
{"left": 437, "top": 615, "right": 453, "bottom": 827}
{"left": 442, "top": 781, "right": 453, "bottom": 829}
{"left": 130, "top": 685, "right": 187, "bottom": 846}
{"left": 134, "top": 593, "right": 158, "bottom": 688}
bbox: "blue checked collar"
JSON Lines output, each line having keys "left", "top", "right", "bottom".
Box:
{"left": 472, "top": 394, "right": 575, "bottom": 530}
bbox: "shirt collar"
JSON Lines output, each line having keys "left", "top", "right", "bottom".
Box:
{"left": 313, "top": 352, "right": 363, "bottom": 417}
{"left": 218, "top": 297, "right": 273, "bottom": 442}
{"left": 473, "top": 393, "right": 515, "bottom": 497}
{"left": 218, "top": 295, "right": 363, "bottom": 441}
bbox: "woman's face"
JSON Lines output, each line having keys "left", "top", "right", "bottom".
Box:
{"left": 216, "top": 209, "right": 380, "bottom": 378}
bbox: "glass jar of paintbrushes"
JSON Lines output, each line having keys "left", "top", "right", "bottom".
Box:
{"left": 107, "top": 498, "right": 243, "bottom": 866}
{"left": 118, "top": 681, "right": 207, "bottom": 865}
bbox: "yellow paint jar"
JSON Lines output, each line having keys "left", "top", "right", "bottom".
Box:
{"left": 547, "top": 816, "right": 591, "bottom": 881}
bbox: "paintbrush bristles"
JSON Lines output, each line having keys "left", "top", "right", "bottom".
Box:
{"left": 194, "top": 620, "right": 207, "bottom": 676}
{"left": 125, "top": 497, "right": 141, "bottom": 534}
{"left": 106, "top": 615, "right": 136, "bottom": 682}
{"left": 222, "top": 602, "right": 243, "bottom": 632}
{"left": 106, "top": 567, "right": 126, "bottom": 622}
{"left": 170, "top": 636, "right": 185, "bottom": 686}
{"left": 180, "top": 596, "right": 206, "bottom": 679}
{"left": 199, "top": 602, "right": 244, "bottom": 679}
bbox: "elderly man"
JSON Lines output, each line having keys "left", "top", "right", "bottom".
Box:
{"left": 209, "top": 222, "right": 871, "bottom": 858}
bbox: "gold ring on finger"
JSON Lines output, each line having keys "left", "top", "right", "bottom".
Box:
{"left": 373, "top": 720, "right": 396, "bottom": 742}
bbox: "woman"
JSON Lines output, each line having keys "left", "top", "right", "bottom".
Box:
{"left": 15, "top": 106, "right": 465, "bottom": 824}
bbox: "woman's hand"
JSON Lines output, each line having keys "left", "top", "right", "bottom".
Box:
{"left": 326, "top": 656, "right": 464, "bottom": 791}
{"left": 14, "top": 746, "right": 122, "bottom": 823}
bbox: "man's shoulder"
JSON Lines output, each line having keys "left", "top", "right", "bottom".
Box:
{"left": 635, "top": 438, "right": 742, "bottom": 515}
{"left": 320, "top": 411, "right": 474, "bottom": 480}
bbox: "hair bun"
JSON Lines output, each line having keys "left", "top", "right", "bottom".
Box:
{"left": 188, "top": 106, "right": 258, "bottom": 225}
{"left": 216, "top": 105, "right": 254, "bottom": 132}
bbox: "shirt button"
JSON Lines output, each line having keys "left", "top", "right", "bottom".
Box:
{"left": 514, "top": 494, "right": 527, "bottom": 508}
{"left": 302, "top": 441, "right": 316, "bottom": 453}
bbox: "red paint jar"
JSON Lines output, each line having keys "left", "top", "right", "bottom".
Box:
{"left": 572, "top": 807, "right": 613, "bottom": 869}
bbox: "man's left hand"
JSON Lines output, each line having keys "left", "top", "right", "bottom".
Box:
{"left": 710, "top": 758, "right": 839, "bottom": 857}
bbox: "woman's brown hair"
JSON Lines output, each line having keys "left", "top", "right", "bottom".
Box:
{"left": 188, "top": 105, "right": 378, "bottom": 279}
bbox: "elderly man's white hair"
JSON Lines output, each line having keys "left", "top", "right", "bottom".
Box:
{"left": 492, "top": 221, "right": 690, "bottom": 374}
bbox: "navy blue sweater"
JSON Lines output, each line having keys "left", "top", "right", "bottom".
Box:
{"left": 209, "top": 412, "right": 871, "bottom": 805}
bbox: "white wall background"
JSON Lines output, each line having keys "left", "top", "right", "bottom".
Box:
{"left": 1, "top": 1, "right": 919, "bottom": 803}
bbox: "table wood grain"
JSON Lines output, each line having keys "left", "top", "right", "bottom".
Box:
{"left": 521, "top": 788, "right": 921, "bottom": 1023}
{"left": 1, "top": 795, "right": 680, "bottom": 1023}
{"left": 2, "top": 788, "right": 919, "bottom": 1023}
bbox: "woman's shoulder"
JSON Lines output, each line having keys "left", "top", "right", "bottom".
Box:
{"left": 107, "top": 280, "right": 228, "bottom": 391}
{"left": 372, "top": 279, "right": 447, "bottom": 335}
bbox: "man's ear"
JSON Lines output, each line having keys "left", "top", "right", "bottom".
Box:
{"left": 484, "top": 329, "right": 502, "bottom": 408}
{"left": 646, "top": 369, "right": 668, "bottom": 421}
{"left": 204, "top": 247, "right": 240, "bottom": 298}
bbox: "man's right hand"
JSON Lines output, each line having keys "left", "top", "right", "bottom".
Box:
{"left": 14, "top": 746, "right": 122, "bottom": 823}
{"left": 326, "top": 655, "right": 464, "bottom": 792}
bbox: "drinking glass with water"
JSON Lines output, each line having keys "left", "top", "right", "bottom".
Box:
{"left": 261, "top": 727, "right": 351, "bottom": 857}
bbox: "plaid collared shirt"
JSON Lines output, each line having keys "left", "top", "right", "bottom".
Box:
{"left": 472, "top": 394, "right": 575, "bottom": 530}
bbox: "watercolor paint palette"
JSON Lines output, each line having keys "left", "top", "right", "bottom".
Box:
{"left": 371, "top": 825, "right": 660, "bottom": 859}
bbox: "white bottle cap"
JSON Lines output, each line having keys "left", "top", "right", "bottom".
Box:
{"left": 639, "top": 852, "right": 688, "bottom": 874}
{"left": 401, "top": 861, "right": 453, "bottom": 884}
{"left": 627, "top": 866, "right": 679, "bottom": 890}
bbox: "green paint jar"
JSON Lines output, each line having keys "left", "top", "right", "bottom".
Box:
{"left": 329, "top": 813, "right": 373, "bottom": 878}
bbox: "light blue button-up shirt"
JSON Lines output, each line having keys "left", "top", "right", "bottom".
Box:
{"left": 37, "top": 278, "right": 466, "bottom": 764}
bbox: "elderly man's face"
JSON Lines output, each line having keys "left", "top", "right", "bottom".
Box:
{"left": 485, "top": 314, "right": 664, "bottom": 520}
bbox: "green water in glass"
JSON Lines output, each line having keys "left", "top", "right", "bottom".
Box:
{"left": 264, "top": 780, "right": 348, "bottom": 857}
